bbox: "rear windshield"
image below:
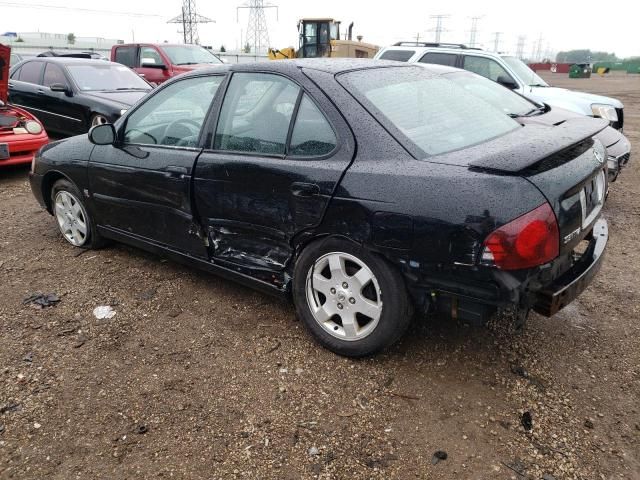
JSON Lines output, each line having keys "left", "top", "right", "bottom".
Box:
{"left": 379, "top": 49, "right": 415, "bottom": 62}
{"left": 339, "top": 67, "right": 519, "bottom": 156}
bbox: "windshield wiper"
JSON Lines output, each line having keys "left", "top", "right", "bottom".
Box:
{"left": 176, "top": 62, "right": 198, "bottom": 65}
{"left": 529, "top": 83, "right": 548, "bottom": 87}
{"left": 521, "top": 105, "right": 546, "bottom": 117}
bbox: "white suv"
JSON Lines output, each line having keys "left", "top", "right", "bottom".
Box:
{"left": 374, "top": 42, "right": 624, "bottom": 131}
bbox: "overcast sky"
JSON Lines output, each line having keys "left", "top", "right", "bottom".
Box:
{"left": 2, "top": 0, "right": 637, "bottom": 58}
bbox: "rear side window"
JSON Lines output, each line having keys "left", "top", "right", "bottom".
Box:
{"left": 289, "top": 95, "right": 336, "bottom": 157}
{"left": 419, "top": 52, "right": 457, "bottom": 67}
{"left": 114, "top": 46, "right": 137, "bottom": 68}
{"left": 339, "top": 67, "right": 518, "bottom": 156}
{"left": 463, "top": 56, "right": 512, "bottom": 83}
{"left": 379, "top": 49, "right": 415, "bottom": 62}
{"left": 18, "top": 61, "right": 44, "bottom": 84}
{"left": 214, "top": 73, "right": 300, "bottom": 155}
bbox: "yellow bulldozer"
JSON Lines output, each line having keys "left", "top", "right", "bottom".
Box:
{"left": 268, "top": 18, "right": 379, "bottom": 60}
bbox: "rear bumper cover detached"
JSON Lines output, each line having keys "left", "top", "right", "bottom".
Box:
{"left": 534, "top": 218, "right": 608, "bottom": 316}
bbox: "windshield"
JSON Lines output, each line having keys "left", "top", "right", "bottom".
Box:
{"left": 67, "top": 64, "right": 151, "bottom": 91}
{"left": 339, "top": 67, "right": 519, "bottom": 156}
{"left": 161, "top": 46, "right": 223, "bottom": 65}
{"left": 445, "top": 71, "right": 540, "bottom": 116}
{"left": 502, "top": 56, "right": 548, "bottom": 87}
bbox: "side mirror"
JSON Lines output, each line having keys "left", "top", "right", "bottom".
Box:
{"left": 141, "top": 63, "right": 167, "bottom": 70}
{"left": 50, "top": 83, "right": 72, "bottom": 95}
{"left": 89, "top": 124, "right": 116, "bottom": 146}
{"left": 496, "top": 75, "right": 518, "bottom": 90}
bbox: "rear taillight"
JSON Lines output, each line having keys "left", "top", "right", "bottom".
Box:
{"left": 481, "top": 203, "right": 559, "bottom": 270}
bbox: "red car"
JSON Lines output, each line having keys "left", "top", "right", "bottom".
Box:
{"left": 1, "top": 44, "right": 48, "bottom": 167}
{"left": 0, "top": 101, "right": 49, "bottom": 167}
{"left": 111, "top": 43, "right": 224, "bottom": 85}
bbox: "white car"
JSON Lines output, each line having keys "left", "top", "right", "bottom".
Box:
{"left": 374, "top": 42, "right": 624, "bottom": 131}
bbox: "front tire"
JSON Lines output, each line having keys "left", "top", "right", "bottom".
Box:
{"left": 51, "top": 179, "right": 103, "bottom": 249}
{"left": 293, "top": 237, "right": 412, "bottom": 357}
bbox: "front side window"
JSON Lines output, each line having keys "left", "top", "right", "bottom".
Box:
{"left": 114, "top": 46, "right": 137, "bottom": 68}
{"left": 463, "top": 56, "right": 514, "bottom": 83}
{"left": 339, "top": 67, "right": 519, "bottom": 156}
{"left": 161, "top": 46, "right": 222, "bottom": 66}
{"left": 289, "top": 95, "right": 336, "bottom": 156}
{"left": 419, "top": 52, "right": 457, "bottom": 67}
{"left": 124, "top": 76, "right": 223, "bottom": 147}
{"left": 379, "top": 50, "right": 415, "bottom": 62}
{"left": 445, "top": 71, "right": 538, "bottom": 116}
{"left": 18, "top": 61, "right": 44, "bottom": 84}
{"left": 214, "top": 73, "right": 299, "bottom": 155}
{"left": 43, "top": 63, "right": 68, "bottom": 88}
{"left": 140, "top": 47, "right": 163, "bottom": 66}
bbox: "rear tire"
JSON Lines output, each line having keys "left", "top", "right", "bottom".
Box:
{"left": 293, "top": 237, "right": 412, "bottom": 357}
{"left": 51, "top": 179, "right": 105, "bottom": 249}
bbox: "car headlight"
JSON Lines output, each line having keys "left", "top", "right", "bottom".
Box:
{"left": 591, "top": 104, "right": 618, "bottom": 122}
{"left": 25, "top": 120, "right": 43, "bottom": 135}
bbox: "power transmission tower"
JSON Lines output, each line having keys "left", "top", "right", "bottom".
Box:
{"left": 468, "top": 16, "right": 482, "bottom": 48}
{"left": 168, "top": 0, "right": 214, "bottom": 45}
{"left": 237, "top": 0, "right": 278, "bottom": 54}
{"left": 491, "top": 32, "right": 503, "bottom": 52}
{"left": 516, "top": 35, "right": 526, "bottom": 59}
{"left": 428, "top": 14, "right": 449, "bottom": 43}
{"left": 531, "top": 33, "right": 543, "bottom": 61}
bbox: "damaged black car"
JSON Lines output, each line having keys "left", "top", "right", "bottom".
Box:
{"left": 29, "top": 60, "right": 609, "bottom": 357}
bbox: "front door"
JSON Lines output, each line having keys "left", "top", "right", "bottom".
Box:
{"left": 193, "top": 71, "right": 354, "bottom": 279}
{"left": 88, "top": 74, "right": 225, "bottom": 256}
{"left": 41, "top": 62, "right": 84, "bottom": 135}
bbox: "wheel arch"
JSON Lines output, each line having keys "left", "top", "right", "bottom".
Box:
{"left": 41, "top": 170, "right": 75, "bottom": 214}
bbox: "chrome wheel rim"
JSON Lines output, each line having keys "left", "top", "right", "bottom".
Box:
{"left": 54, "top": 191, "right": 88, "bottom": 246}
{"left": 305, "top": 252, "right": 383, "bottom": 341}
{"left": 91, "top": 115, "right": 108, "bottom": 127}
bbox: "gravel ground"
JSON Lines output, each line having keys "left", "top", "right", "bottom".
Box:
{"left": 1, "top": 72, "right": 639, "bottom": 480}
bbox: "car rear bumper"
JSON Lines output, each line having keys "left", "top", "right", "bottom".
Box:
{"left": 533, "top": 218, "right": 607, "bottom": 316}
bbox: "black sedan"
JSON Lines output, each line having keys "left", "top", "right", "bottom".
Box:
{"left": 29, "top": 60, "right": 608, "bottom": 357}
{"left": 9, "top": 57, "right": 152, "bottom": 136}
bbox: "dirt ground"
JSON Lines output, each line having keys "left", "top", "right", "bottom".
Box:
{"left": 1, "top": 72, "right": 639, "bottom": 480}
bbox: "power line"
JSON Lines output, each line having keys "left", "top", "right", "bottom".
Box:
{"left": 0, "top": 1, "right": 163, "bottom": 17}
{"left": 516, "top": 35, "right": 526, "bottom": 59}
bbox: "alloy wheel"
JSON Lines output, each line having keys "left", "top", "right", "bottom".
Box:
{"left": 54, "top": 191, "right": 88, "bottom": 246}
{"left": 305, "top": 252, "right": 383, "bottom": 341}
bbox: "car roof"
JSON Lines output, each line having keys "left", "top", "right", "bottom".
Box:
{"left": 379, "top": 44, "right": 503, "bottom": 58}
{"left": 20, "top": 57, "right": 122, "bottom": 67}
{"left": 182, "top": 58, "right": 438, "bottom": 78}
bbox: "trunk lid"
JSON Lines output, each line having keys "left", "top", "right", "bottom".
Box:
{"left": 432, "top": 117, "right": 608, "bottom": 255}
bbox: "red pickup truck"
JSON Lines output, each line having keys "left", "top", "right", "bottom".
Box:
{"left": 110, "top": 43, "right": 224, "bottom": 85}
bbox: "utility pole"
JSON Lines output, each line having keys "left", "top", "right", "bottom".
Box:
{"left": 428, "top": 14, "right": 449, "bottom": 43}
{"left": 531, "top": 33, "right": 543, "bottom": 61}
{"left": 516, "top": 35, "right": 526, "bottom": 59}
{"left": 491, "top": 32, "right": 503, "bottom": 52}
{"left": 168, "top": 0, "right": 214, "bottom": 45}
{"left": 468, "top": 16, "right": 482, "bottom": 48}
{"left": 237, "top": 0, "right": 278, "bottom": 54}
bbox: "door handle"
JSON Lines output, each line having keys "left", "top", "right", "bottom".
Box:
{"left": 164, "top": 165, "right": 188, "bottom": 178}
{"left": 291, "top": 182, "right": 320, "bottom": 198}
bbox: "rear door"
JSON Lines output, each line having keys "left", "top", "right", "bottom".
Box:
{"left": 193, "top": 71, "right": 354, "bottom": 276}
{"left": 418, "top": 51, "right": 460, "bottom": 67}
{"left": 8, "top": 61, "right": 45, "bottom": 119}
{"left": 88, "top": 74, "right": 224, "bottom": 256}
